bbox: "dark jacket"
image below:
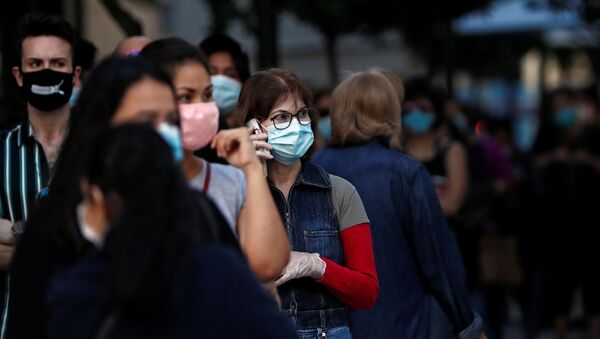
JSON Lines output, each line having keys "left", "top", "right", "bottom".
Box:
{"left": 46, "top": 245, "right": 296, "bottom": 339}
{"left": 313, "top": 138, "right": 482, "bottom": 339}
{"left": 7, "top": 190, "right": 239, "bottom": 339}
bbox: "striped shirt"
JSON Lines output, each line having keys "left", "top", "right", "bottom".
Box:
{"left": 0, "top": 121, "right": 50, "bottom": 338}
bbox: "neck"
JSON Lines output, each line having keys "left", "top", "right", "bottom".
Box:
{"left": 27, "top": 103, "right": 70, "bottom": 145}
{"left": 267, "top": 160, "right": 301, "bottom": 197}
{"left": 181, "top": 150, "right": 203, "bottom": 180}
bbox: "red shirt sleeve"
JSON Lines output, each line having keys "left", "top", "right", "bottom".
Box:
{"left": 317, "top": 223, "right": 379, "bottom": 309}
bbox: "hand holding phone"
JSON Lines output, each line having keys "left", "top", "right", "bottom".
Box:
{"left": 246, "top": 119, "right": 272, "bottom": 158}
{"left": 246, "top": 119, "right": 272, "bottom": 176}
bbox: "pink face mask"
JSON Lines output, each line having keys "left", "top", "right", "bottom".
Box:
{"left": 179, "top": 102, "right": 219, "bottom": 151}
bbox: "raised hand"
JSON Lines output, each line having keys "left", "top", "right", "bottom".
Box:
{"left": 249, "top": 131, "right": 274, "bottom": 160}
{"left": 211, "top": 127, "right": 261, "bottom": 172}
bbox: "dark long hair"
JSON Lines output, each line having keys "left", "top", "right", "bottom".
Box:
{"left": 84, "top": 124, "right": 201, "bottom": 319}
{"left": 46, "top": 56, "right": 174, "bottom": 253}
{"left": 140, "top": 37, "right": 210, "bottom": 78}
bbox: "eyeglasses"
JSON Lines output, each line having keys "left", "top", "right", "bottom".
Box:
{"left": 270, "top": 107, "right": 315, "bottom": 130}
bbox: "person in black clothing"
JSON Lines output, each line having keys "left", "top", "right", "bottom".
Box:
{"left": 533, "top": 88, "right": 600, "bottom": 339}
{"left": 7, "top": 56, "right": 239, "bottom": 339}
{"left": 46, "top": 125, "right": 296, "bottom": 339}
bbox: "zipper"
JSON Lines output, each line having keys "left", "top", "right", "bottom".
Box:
{"left": 270, "top": 182, "right": 299, "bottom": 237}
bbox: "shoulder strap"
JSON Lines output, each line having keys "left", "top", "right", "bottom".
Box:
{"left": 203, "top": 161, "right": 211, "bottom": 194}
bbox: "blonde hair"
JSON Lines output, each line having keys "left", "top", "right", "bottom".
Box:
{"left": 330, "top": 70, "right": 402, "bottom": 149}
{"left": 376, "top": 68, "right": 404, "bottom": 105}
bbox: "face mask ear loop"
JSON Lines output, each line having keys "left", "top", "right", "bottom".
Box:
{"left": 258, "top": 120, "right": 269, "bottom": 133}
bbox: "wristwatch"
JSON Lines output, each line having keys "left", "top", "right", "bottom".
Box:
{"left": 11, "top": 221, "right": 25, "bottom": 236}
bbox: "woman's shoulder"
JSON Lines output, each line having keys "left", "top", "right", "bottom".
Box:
{"left": 328, "top": 174, "right": 356, "bottom": 192}
{"left": 209, "top": 162, "right": 246, "bottom": 184}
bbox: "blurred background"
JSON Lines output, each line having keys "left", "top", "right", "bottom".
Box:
{"left": 1, "top": 0, "right": 600, "bottom": 149}
{"left": 2, "top": 1, "right": 600, "bottom": 339}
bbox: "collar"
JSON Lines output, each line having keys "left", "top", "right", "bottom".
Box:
{"left": 294, "top": 160, "right": 331, "bottom": 189}
{"left": 17, "top": 120, "right": 36, "bottom": 147}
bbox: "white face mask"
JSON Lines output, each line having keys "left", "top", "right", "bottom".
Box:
{"left": 76, "top": 202, "right": 104, "bottom": 248}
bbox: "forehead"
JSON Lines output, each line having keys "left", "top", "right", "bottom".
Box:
{"left": 209, "top": 51, "right": 235, "bottom": 67}
{"left": 21, "top": 36, "right": 72, "bottom": 60}
{"left": 271, "top": 94, "right": 304, "bottom": 113}
{"left": 123, "top": 78, "right": 174, "bottom": 109}
{"left": 111, "top": 78, "right": 176, "bottom": 125}
{"left": 174, "top": 62, "right": 210, "bottom": 87}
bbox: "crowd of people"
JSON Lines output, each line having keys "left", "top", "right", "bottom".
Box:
{"left": 0, "top": 11, "right": 596, "bottom": 339}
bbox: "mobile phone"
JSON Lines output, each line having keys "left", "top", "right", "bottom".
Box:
{"left": 246, "top": 119, "right": 269, "bottom": 176}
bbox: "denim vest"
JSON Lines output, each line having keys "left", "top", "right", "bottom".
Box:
{"left": 270, "top": 161, "right": 347, "bottom": 330}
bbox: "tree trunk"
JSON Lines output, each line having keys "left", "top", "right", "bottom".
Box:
{"left": 256, "top": 0, "right": 278, "bottom": 68}
{"left": 206, "top": 0, "right": 228, "bottom": 34}
{"left": 325, "top": 35, "right": 339, "bottom": 86}
{"left": 101, "top": 0, "right": 143, "bottom": 36}
{"left": 0, "top": 2, "right": 27, "bottom": 128}
{"left": 444, "top": 21, "right": 455, "bottom": 96}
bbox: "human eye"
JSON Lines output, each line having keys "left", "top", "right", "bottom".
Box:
{"left": 176, "top": 89, "right": 194, "bottom": 104}
{"left": 203, "top": 87, "right": 213, "bottom": 102}
{"left": 28, "top": 60, "right": 42, "bottom": 68}
{"left": 298, "top": 108, "right": 310, "bottom": 118}
{"left": 52, "top": 60, "right": 66, "bottom": 68}
{"left": 273, "top": 112, "right": 290, "bottom": 124}
{"left": 177, "top": 95, "right": 192, "bottom": 104}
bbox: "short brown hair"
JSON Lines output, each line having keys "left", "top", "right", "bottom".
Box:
{"left": 330, "top": 70, "right": 402, "bottom": 149}
{"left": 235, "top": 68, "right": 320, "bottom": 155}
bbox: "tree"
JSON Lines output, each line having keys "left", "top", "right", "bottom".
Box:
{"left": 101, "top": 0, "right": 143, "bottom": 36}
{"left": 282, "top": 0, "right": 358, "bottom": 84}
{"left": 281, "top": 0, "right": 491, "bottom": 86}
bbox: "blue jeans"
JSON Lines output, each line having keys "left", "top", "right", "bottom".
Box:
{"left": 296, "top": 326, "right": 352, "bottom": 339}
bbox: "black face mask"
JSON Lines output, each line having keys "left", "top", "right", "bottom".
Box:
{"left": 21, "top": 69, "right": 73, "bottom": 112}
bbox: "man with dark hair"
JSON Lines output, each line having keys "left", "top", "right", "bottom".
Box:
{"left": 0, "top": 12, "right": 80, "bottom": 337}
{"left": 200, "top": 33, "right": 250, "bottom": 82}
{"left": 199, "top": 34, "right": 249, "bottom": 128}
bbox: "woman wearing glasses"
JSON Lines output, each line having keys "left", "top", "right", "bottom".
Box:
{"left": 236, "top": 68, "right": 379, "bottom": 339}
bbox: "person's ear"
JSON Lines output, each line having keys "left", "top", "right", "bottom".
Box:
{"left": 73, "top": 66, "right": 82, "bottom": 86}
{"left": 89, "top": 184, "right": 108, "bottom": 229}
{"left": 12, "top": 66, "right": 23, "bottom": 87}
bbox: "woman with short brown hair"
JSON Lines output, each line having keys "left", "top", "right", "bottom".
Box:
{"left": 236, "top": 68, "right": 379, "bottom": 339}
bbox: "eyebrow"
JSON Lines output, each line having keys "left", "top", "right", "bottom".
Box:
{"left": 24, "top": 57, "right": 69, "bottom": 64}
{"left": 269, "top": 106, "right": 308, "bottom": 116}
{"left": 175, "top": 87, "right": 196, "bottom": 92}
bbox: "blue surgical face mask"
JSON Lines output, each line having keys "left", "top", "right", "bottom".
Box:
{"left": 403, "top": 108, "right": 435, "bottom": 134}
{"left": 553, "top": 107, "right": 577, "bottom": 128}
{"left": 318, "top": 116, "right": 332, "bottom": 143}
{"left": 266, "top": 119, "right": 314, "bottom": 165}
{"left": 211, "top": 75, "right": 242, "bottom": 116}
{"left": 157, "top": 123, "right": 183, "bottom": 163}
{"left": 70, "top": 86, "right": 81, "bottom": 107}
